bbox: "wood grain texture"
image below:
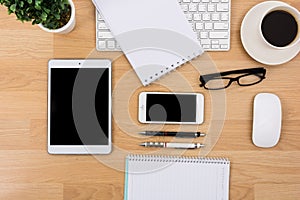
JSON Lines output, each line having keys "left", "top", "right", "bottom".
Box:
{"left": 0, "top": 183, "right": 63, "bottom": 200}
{"left": 254, "top": 184, "right": 300, "bottom": 200}
{"left": 0, "top": 0, "right": 299, "bottom": 199}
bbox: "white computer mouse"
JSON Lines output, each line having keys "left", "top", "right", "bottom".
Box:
{"left": 252, "top": 93, "right": 282, "bottom": 148}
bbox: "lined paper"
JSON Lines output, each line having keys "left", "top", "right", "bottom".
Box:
{"left": 124, "top": 155, "right": 230, "bottom": 200}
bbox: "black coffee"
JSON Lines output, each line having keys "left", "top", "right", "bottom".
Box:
{"left": 261, "top": 10, "right": 298, "bottom": 47}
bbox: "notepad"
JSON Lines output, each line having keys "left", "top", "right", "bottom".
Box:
{"left": 124, "top": 155, "right": 230, "bottom": 200}
{"left": 92, "top": 0, "right": 204, "bottom": 86}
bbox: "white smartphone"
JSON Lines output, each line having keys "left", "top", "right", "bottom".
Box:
{"left": 138, "top": 92, "right": 204, "bottom": 124}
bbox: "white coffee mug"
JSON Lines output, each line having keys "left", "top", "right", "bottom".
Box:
{"left": 259, "top": 4, "right": 300, "bottom": 50}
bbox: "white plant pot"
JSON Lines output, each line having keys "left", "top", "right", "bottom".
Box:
{"left": 38, "top": 0, "right": 75, "bottom": 34}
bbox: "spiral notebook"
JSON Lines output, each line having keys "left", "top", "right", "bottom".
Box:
{"left": 124, "top": 155, "right": 230, "bottom": 200}
{"left": 92, "top": 0, "right": 204, "bottom": 86}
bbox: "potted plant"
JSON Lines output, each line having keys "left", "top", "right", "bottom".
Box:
{"left": 0, "top": 0, "right": 76, "bottom": 34}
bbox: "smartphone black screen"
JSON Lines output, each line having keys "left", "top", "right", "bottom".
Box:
{"left": 146, "top": 94, "right": 197, "bottom": 122}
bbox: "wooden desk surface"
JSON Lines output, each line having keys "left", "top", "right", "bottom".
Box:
{"left": 0, "top": 0, "right": 299, "bottom": 199}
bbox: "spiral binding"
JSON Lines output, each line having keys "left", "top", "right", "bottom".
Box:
{"left": 127, "top": 154, "right": 230, "bottom": 165}
{"left": 143, "top": 50, "right": 203, "bottom": 85}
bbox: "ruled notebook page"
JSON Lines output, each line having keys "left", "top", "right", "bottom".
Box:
{"left": 125, "top": 155, "right": 230, "bottom": 200}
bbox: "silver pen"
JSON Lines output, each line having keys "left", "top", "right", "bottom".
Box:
{"left": 140, "top": 142, "right": 205, "bottom": 149}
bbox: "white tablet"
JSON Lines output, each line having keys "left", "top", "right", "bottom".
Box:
{"left": 48, "top": 59, "right": 112, "bottom": 154}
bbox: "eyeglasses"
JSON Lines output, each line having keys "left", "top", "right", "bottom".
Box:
{"left": 199, "top": 67, "right": 266, "bottom": 90}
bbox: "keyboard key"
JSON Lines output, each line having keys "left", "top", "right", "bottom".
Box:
{"left": 186, "top": 13, "right": 193, "bottom": 20}
{"left": 212, "top": 0, "right": 219, "bottom": 2}
{"left": 193, "top": 13, "right": 201, "bottom": 20}
{"left": 204, "top": 23, "right": 213, "bottom": 30}
{"left": 212, "top": 13, "right": 220, "bottom": 21}
{"left": 189, "top": 4, "right": 197, "bottom": 11}
{"left": 183, "top": 0, "right": 191, "bottom": 2}
{"left": 98, "top": 14, "right": 103, "bottom": 20}
{"left": 207, "top": 4, "right": 215, "bottom": 12}
{"left": 221, "top": 0, "right": 229, "bottom": 2}
{"left": 98, "top": 31, "right": 113, "bottom": 39}
{"left": 200, "top": 32, "right": 209, "bottom": 38}
{"left": 98, "top": 22, "right": 108, "bottom": 29}
{"left": 221, "top": 13, "right": 229, "bottom": 21}
{"left": 99, "top": 41, "right": 106, "bottom": 49}
{"left": 211, "top": 40, "right": 219, "bottom": 44}
{"left": 218, "top": 39, "right": 228, "bottom": 44}
{"left": 196, "top": 23, "right": 204, "bottom": 29}
{"left": 212, "top": 44, "right": 220, "bottom": 49}
{"left": 202, "top": 44, "right": 210, "bottom": 49}
{"left": 202, "top": 0, "right": 209, "bottom": 2}
{"left": 209, "top": 32, "right": 228, "bottom": 38}
{"left": 202, "top": 13, "right": 210, "bottom": 21}
{"left": 221, "top": 44, "right": 228, "bottom": 49}
{"left": 193, "top": 0, "right": 201, "bottom": 2}
{"left": 189, "top": 22, "right": 195, "bottom": 29}
{"left": 200, "top": 39, "right": 210, "bottom": 44}
{"left": 214, "top": 22, "right": 229, "bottom": 29}
{"left": 181, "top": 4, "right": 188, "bottom": 12}
{"left": 107, "top": 40, "right": 115, "bottom": 49}
{"left": 198, "top": 5, "right": 206, "bottom": 12}
{"left": 217, "top": 3, "right": 229, "bottom": 12}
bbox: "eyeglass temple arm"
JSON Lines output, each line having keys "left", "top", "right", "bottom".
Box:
{"left": 200, "top": 67, "right": 266, "bottom": 81}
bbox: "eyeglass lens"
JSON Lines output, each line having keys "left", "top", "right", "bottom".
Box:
{"left": 204, "top": 74, "right": 264, "bottom": 89}
{"left": 205, "top": 78, "right": 231, "bottom": 89}
{"left": 238, "top": 74, "right": 263, "bottom": 86}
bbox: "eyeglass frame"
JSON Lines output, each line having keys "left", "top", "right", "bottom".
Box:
{"left": 199, "top": 67, "right": 267, "bottom": 90}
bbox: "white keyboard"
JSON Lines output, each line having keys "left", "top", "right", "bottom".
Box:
{"left": 96, "top": 0, "right": 231, "bottom": 51}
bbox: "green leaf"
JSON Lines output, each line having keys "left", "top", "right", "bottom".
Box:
{"left": 34, "top": 5, "right": 41, "bottom": 10}
{"left": 35, "top": 0, "right": 41, "bottom": 9}
{"left": 41, "top": 12, "right": 47, "bottom": 21}
{"left": 9, "top": 4, "right": 16, "bottom": 12}
{"left": 43, "top": 7, "right": 50, "bottom": 14}
{"left": 54, "top": 14, "right": 60, "bottom": 20}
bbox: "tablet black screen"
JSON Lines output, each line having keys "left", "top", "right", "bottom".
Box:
{"left": 50, "top": 68, "right": 109, "bottom": 145}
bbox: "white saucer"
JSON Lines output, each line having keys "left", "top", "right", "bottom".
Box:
{"left": 241, "top": 1, "right": 300, "bottom": 65}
